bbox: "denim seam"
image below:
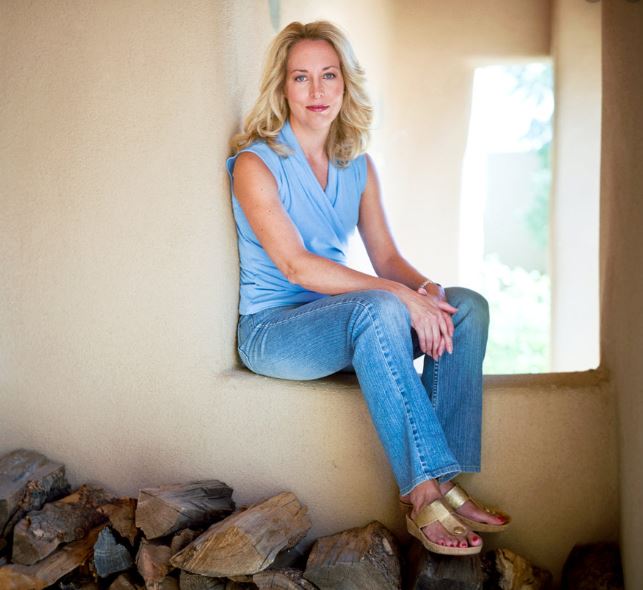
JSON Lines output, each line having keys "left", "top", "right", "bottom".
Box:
{"left": 431, "top": 356, "right": 440, "bottom": 409}
{"left": 353, "top": 300, "right": 435, "bottom": 483}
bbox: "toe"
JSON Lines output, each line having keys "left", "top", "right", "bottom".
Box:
{"left": 468, "top": 531, "right": 482, "bottom": 546}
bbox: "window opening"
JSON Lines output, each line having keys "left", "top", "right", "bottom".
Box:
{"left": 459, "top": 63, "right": 554, "bottom": 374}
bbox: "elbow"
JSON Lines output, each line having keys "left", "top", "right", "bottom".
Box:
{"left": 282, "top": 255, "right": 313, "bottom": 289}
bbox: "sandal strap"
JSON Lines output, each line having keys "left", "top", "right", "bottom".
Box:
{"left": 443, "top": 484, "right": 471, "bottom": 511}
{"left": 413, "top": 498, "right": 468, "bottom": 537}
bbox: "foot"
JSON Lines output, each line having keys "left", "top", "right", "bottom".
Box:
{"left": 401, "top": 481, "right": 481, "bottom": 549}
{"left": 439, "top": 481, "right": 509, "bottom": 527}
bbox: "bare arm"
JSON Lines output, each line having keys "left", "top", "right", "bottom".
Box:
{"left": 232, "top": 151, "right": 455, "bottom": 358}
{"left": 232, "top": 151, "right": 401, "bottom": 295}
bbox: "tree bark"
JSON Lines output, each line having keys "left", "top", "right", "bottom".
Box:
{"left": 0, "top": 525, "right": 101, "bottom": 590}
{"left": 179, "top": 570, "right": 226, "bottom": 590}
{"left": 136, "top": 481, "right": 234, "bottom": 540}
{"left": 0, "top": 449, "right": 69, "bottom": 537}
{"left": 405, "top": 539, "right": 483, "bottom": 590}
{"left": 304, "top": 521, "right": 401, "bottom": 590}
{"left": 99, "top": 498, "right": 138, "bottom": 545}
{"left": 11, "top": 484, "right": 112, "bottom": 565}
{"left": 171, "top": 492, "right": 311, "bottom": 578}
{"left": 93, "top": 526, "right": 134, "bottom": 578}
{"left": 254, "top": 568, "right": 319, "bottom": 590}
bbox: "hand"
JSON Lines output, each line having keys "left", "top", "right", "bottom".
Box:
{"left": 417, "top": 284, "right": 454, "bottom": 358}
{"left": 399, "top": 286, "right": 457, "bottom": 361}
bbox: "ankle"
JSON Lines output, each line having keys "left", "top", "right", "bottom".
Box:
{"left": 408, "top": 480, "right": 441, "bottom": 513}
{"left": 438, "top": 480, "right": 455, "bottom": 495}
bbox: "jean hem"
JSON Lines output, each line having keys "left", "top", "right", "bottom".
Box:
{"left": 437, "top": 464, "right": 480, "bottom": 483}
{"left": 399, "top": 463, "right": 462, "bottom": 496}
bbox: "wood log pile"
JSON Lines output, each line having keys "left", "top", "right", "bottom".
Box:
{"left": 1, "top": 450, "right": 558, "bottom": 590}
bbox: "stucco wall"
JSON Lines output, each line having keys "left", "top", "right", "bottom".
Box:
{"left": 387, "top": 0, "right": 550, "bottom": 285}
{"left": 600, "top": 2, "right": 643, "bottom": 588}
{"left": 0, "top": 0, "right": 619, "bottom": 583}
{"left": 550, "top": 0, "right": 601, "bottom": 371}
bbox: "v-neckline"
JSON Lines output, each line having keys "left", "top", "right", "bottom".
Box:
{"left": 282, "top": 120, "right": 336, "bottom": 197}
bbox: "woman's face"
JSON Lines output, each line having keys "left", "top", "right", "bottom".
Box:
{"left": 284, "top": 39, "right": 344, "bottom": 133}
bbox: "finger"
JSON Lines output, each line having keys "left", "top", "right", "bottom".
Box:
{"left": 437, "top": 312, "right": 453, "bottom": 355}
{"left": 445, "top": 313, "right": 455, "bottom": 338}
{"left": 437, "top": 337, "right": 446, "bottom": 358}
{"left": 444, "top": 332, "right": 453, "bottom": 355}
{"left": 418, "top": 287, "right": 428, "bottom": 296}
{"left": 416, "top": 323, "right": 428, "bottom": 354}
{"left": 430, "top": 320, "right": 440, "bottom": 360}
{"left": 437, "top": 301, "right": 458, "bottom": 314}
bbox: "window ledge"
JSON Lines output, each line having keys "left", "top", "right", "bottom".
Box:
{"left": 220, "top": 366, "right": 608, "bottom": 393}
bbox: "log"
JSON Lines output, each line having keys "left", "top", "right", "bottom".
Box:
{"left": 136, "top": 537, "right": 173, "bottom": 589}
{"left": 254, "top": 568, "right": 319, "bottom": 590}
{"left": 59, "top": 582, "right": 100, "bottom": 590}
{"left": 170, "top": 491, "right": 311, "bottom": 577}
{"left": 136, "top": 481, "right": 234, "bottom": 540}
{"left": 0, "top": 449, "right": 69, "bottom": 535}
{"left": 93, "top": 526, "right": 134, "bottom": 578}
{"left": 224, "top": 582, "right": 254, "bottom": 590}
{"left": 158, "top": 577, "right": 180, "bottom": 590}
{"left": 482, "top": 548, "right": 552, "bottom": 590}
{"left": 179, "top": 570, "right": 226, "bottom": 590}
{"left": 405, "top": 539, "right": 483, "bottom": 590}
{"left": 561, "top": 543, "right": 621, "bottom": 590}
{"left": 170, "top": 528, "right": 201, "bottom": 555}
{"left": 11, "top": 484, "right": 112, "bottom": 565}
{"left": 109, "top": 573, "right": 144, "bottom": 590}
{"left": 99, "top": 498, "right": 139, "bottom": 544}
{"left": 0, "top": 525, "right": 100, "bottom": 590}
{"left": 303, "top": 521, "right": 400, "bottom": 590}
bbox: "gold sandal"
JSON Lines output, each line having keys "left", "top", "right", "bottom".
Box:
{"left": 405, "top": 497, "right": 482, "bottom": 556}
{"left": 442, "top": 484, "right": 511, "bottom": 533}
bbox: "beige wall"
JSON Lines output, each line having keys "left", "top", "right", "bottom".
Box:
{"left": 601, "top": 2, "right": 643, "bottom": 588}
{"left": 0, "top": 0, "right": 620, "bottom": 583}
{"left": 0, "top": 0, "right": 272, "bottom": 494}
{"left": 550, "top": 0, "right": 601, "bottom": 371}
{"left": 387, "top": 0, "right": 550, "bottom": 285}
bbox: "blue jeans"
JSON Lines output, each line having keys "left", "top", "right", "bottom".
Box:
{"left": 237, "top": 288, "right": 489, "bottom": 495}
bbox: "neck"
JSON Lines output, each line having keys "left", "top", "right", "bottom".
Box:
{"left": 289, "top": 117, "right": 329, "bottom": 161}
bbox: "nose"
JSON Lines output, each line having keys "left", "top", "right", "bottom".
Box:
{"left": 310, "top": 78, "right": 324, "bottom": 99}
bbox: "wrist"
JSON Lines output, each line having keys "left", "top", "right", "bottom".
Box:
{"left": 417, "top": 278, "right": 441, "bottom": 291}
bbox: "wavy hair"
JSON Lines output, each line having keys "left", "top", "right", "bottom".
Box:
{"left": 230, "top": 21, "right": 373, "bottom": 167}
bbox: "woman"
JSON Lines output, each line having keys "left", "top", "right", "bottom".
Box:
{"left": 226, "top": 21, "right": 509, "bottom": 556}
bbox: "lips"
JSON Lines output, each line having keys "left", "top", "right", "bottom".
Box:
{"left": 306, "top": 105, "right": 329, "bottom": 112}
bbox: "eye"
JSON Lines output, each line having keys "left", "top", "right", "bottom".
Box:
{"left": 323, "top": 72, "right": 336, "bottom": 80}
{"left": 294, "top": 74, "right": 307, "bottom": 82}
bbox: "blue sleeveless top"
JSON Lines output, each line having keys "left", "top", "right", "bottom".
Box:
{"left": 227, "top": 120, "right": 367, "bottom": 315}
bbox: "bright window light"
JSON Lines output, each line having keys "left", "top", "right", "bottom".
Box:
{"left": 460, "top": 63, "right": 554, "bottom": 374}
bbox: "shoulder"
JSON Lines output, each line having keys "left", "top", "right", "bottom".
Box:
{"left": 228, "top": 141, "right": 285, "bottom": 192}
{"left": 228, "top": 140, "right": 281, "bottom": 174}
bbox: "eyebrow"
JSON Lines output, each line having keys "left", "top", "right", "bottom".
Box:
{"left": 289, "top": 65, "right": 339, "bottom": 73}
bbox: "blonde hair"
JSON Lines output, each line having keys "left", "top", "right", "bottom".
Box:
{"left": 230, "top": 21, "right": 373, "bottom": 167}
